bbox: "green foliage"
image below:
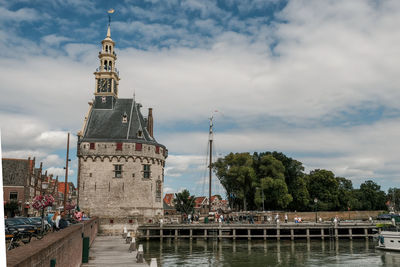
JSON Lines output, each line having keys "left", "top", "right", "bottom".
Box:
{"left": 213, "top": 151, "right": 388, "bottom": 212}
{"left": 357, "top": 180, "right": 387, "bottom": 210}
{"left": 388, "top": 188, "right": 400, "bottom": 211}
{"left": 214, "top": 152, "right": 256, "bottom": 211}
{"left": 173, "top": 189, "right": 195, "bottom": 215}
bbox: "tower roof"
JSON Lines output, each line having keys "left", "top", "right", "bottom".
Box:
{"left": 105, "top": 25, "right": 112, "bottom": 41}
{"left": 81, "top": 98, "right": 163, "bottom": 147}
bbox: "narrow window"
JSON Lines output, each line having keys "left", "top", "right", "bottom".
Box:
{"left": 143, "top": 164, "right": 151, "bottom": 179}
{"left": 9, "top": 192, "right": 18, "bottom": 201}
{"left": 137, "top": 130, "right": 142, "bottom": 137}
{"left": 116, "top": 142, "right": 123, "bottom": 151}
{"left": 156, "top": 180, "right": 161, "bottom": 199}
{"left": 155, "top": 146, "right": 160, "bottom": 154}
{"left": 89, "top": 173, "right": 92, "bottom": 177}
{"left": 110, "top": 219, "right": 114, "bottom": 224}
{"left": 114, "top": 164, "right": 123, "bottom": 178}
{"left": 135, "top": 143, "right": 142, "bottom": 151}
{"left": 90, "top": 143, "right": 95, "bottom": 150}
{"left": 129, "top": 219, "right": 133, "bottom": 224}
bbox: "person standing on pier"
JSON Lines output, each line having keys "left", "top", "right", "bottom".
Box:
{"left": 284, "top": 214, "right": 288, "bottom": 223}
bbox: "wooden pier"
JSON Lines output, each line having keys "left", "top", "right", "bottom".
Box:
{"left": 137, "top": 222, "right": 378, "bottom": 241}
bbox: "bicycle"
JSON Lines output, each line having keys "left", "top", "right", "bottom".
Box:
{"left": 7, "top": 230, "right": 32, "bottom": 250}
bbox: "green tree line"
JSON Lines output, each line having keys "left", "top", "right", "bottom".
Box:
{"left": 213, "top": 151, "right": 388, "bottom": 211}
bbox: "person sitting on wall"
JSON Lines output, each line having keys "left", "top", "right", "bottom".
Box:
{"left": 52, "top": 211, "right": 61, "bottom": 231}
{"left": 59, "top": 211, "right": 69, "bottom": 229}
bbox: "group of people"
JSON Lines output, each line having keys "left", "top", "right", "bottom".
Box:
{"left": 46, "top": 209, "right": 88, "bottom": 231}
{"left": 47, "top": 211, "right": 68, "bottom": 231}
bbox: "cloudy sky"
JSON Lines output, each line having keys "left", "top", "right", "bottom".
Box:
{"left": 1, "top": 0, "right": 399, "bottom": 197}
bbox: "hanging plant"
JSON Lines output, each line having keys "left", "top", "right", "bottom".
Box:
{"left": 32, "top": 195, "right": 55, "bottom": 210}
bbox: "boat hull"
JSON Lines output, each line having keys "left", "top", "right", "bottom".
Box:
{"left": 377, "top": 231, "right": 400, "bottom": 251}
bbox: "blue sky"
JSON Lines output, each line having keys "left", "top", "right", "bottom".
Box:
{"left": 1, "top": 0, "right": 400, "bottom": 197}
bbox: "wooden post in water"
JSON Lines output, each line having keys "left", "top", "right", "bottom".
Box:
{"left": 321, "top": 228, "right": 325, "bottom": 240}
{"left": 263, "top": 229, "right": 267, "bottom": 241}
{"left": 291, "top": 229, "right": 294, "bottom": 241}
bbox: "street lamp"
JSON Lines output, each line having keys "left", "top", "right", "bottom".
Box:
{"left": 314, "top": 198, "right": 318, "bottom": 223}
{"left": 41, "top": 182, "right": 49, "bottom": 234}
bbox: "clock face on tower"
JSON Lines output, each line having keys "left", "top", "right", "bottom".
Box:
{"left": 97, "top": 78, "right": 111, "bottom": 92}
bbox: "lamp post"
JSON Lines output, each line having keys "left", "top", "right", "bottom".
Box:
{"left": 41, "top": 182, "right": 49, "bottom": 234}
{"left": 314, "top": 198, "right": 318, "bottom": 223}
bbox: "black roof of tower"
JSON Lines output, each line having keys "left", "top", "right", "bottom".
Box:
{"left": 81, "top": 98, "right": 164, "bottom": 147}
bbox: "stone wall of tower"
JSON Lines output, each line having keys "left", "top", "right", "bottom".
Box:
{"left": 78, "top": 141, "right": 166, "bottom": 234}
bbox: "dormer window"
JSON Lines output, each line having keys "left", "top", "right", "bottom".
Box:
{"left": 137, "top": 130, "right": 142, "bottom": 138}
{"left": 122, "top": 112, "right": 128, "bottom": 123}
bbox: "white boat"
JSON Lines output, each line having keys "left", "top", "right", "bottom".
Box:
{"left": 377, "top": 230, "right": 400, "bottom": 251}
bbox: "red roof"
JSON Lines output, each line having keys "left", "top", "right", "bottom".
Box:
{"left": 58, "top": 182, "right": 69, "bottom": 194}
{"left": 194, "top": 197, "right": 207, "bottom": 207}
{"left": 163, "top": 193, "right": 174, "bottom": 205}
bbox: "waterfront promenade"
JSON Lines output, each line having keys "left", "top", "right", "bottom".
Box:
{"left": 82, "top": 235, "right": 149, "bottom": 267}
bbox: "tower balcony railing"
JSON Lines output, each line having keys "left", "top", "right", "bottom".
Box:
{"left": 95, "top": 67, "right": 119, "bottom": 75}
{"left": 98, "top": 51, "right": 117, "bottom": 56}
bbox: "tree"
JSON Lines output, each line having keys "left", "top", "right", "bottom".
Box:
{"left": 255, "top": 154, "right": 292, "bottom": 210}
{"left": 213, "top": 153, "right": 257, "bottom": 211}
{"left": 358, "top": 180, "right": 386, "bottom": 210}
{"left": 388, "top": 188, "right": 400, "bottom": 211}
{"left": 173, "top": 189, "right": 195, "bottom": 215}
{"left": 289, "top": 176, "right": 310, "bottom": 211}
{"left": 307, "top": 169, "right": 339, "bottom": 211}
{"left": 336, "top": 177, "right": 356, "bottom": 211}
{"left": 4, "top": 200, "right": 19, "bottom": 217}
{"left": 254, "top": 152, "right": 306, "bottom": 211}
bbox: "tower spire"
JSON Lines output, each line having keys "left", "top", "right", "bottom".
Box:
{"left": 107, "top": 9, "right": 114, "bottom": 38}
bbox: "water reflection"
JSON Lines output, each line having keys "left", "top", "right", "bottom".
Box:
{"left": 143, "top": 239, "right": 387, "bottom": 267}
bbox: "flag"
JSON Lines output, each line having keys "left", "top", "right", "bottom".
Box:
{"left": 108, "top": 9, "right": 115, "bottom": 14}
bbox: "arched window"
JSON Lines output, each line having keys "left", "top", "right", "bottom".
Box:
{"left": 104, "top": 60, "right": 108, "bottom": 70}
{"left": 105, "top": 45, "right": 108, "bottom": 52}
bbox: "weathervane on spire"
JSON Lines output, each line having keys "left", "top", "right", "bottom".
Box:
{"left": 108, "top": 8, "right": 115, "bottom": 26}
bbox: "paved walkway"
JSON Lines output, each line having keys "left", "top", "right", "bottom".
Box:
{"left": 81, "top": 236, "right": 149, "bottom": 267}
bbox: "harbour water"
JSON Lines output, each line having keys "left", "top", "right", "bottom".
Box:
{"left": 143, "top": 239, "right": 400, "bottom": 266}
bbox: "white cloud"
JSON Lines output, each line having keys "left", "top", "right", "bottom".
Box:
{"left": 2, "top": 0, "right": 400, "bottom": 192}
{"left": 45, "top": 167, "right": 74, "bottom": 177}
{"left": 42, "top": 154, "right": 64, "bottom": 166}
{"left": 0, "top": 7, "right": 40, "bottom": 22}
{"left": 42, "top": 34, "right": 71, "bottom": 46}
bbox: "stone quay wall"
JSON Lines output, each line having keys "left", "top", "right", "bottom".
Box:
{"left": 6, "top": 218, "right": 98, "bottom": 267}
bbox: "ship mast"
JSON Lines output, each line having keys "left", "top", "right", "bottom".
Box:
{"left": 208, "top": 116, "right": 213, "bottom": 212}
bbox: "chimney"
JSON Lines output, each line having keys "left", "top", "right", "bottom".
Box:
{"left": 147, "top": 108, "right": 153, "bottom": 138}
